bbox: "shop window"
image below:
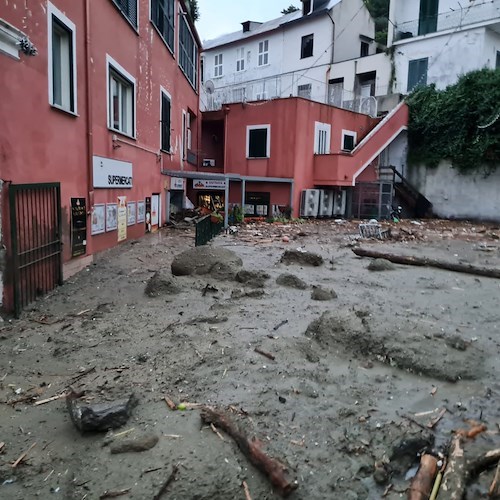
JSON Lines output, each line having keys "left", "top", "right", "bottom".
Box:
{"left": 247, "top": 125, "right": 270, "bottom": 158}
{"left": 245, "top": 192, "right": 270, "bottom": 217}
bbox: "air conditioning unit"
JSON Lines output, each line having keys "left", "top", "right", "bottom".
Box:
{"left": 300, "top": 189, "right": 320, "bottom": 217}
{"left": 202, "top": 159, "right": 216, "bottom": 167}
{"left": 333, "top": 190, "right": 347, "bottom": 216}
{"left": 318, "top": 190, "right": 334, "bottom": 217}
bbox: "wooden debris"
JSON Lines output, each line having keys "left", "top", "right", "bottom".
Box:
{"left": 76, "top": 309, "right": 92, "bottom": 316}
{"left": 242, "top": 480, "right": 253, "bottom": 500}
{"left": 440, "top": 435, "right": 466, "bottom": 500}
{"left": 408, "top": 454, "right": 438, "bottom": 500}
{"left": 200, "top": 407, "right": 298, "bottom": 497}
{"left": 273, "top": 320, "right": 288, "bottom": 331}
{"left": 99, "top": 488, "right": 131, "bottom": 499}
{"left": 142, "top": 466, "right": 164, "bottom": 475}
{"left": 0, "top": 442, "right": 5, "bottom": 453}
{"left": 488, "top": 459, "right": 500, "bottom": 497}
{"left": 164, "top": 396, "right": 177, "bottom": 410}
{"left": 427, "top": 408, "right": 447, "bottom": 429}
{"left": 254, "top": 347, "right": 276, "bottom": 361}
{"left": 152, "top": 464, "right": 179, "bottom": 500}
{"left": 456, "top": 423, "right": 487, "bottom": 439}
{"left": 352, "top": 247, "right": 500, "bottom": 279}
{"left": 66, "top": 366, "right": 96, "bottom": 385}
{"left": 34, "top": 392, "right": 68, "bottom": 406}
{"left": 467, "top": 448, "right": 500, "bottom": 477}
{"left": 429, "top": 460, "right": 446, "bottom": 500}
{"left": 210, "top": 423, "right": 225, "bottom": 441}
{"left": 12, "top": 441, "right": 37, "bottom": 468}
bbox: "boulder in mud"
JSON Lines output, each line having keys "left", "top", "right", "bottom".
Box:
{"left": 235, "top": 270, "right": 270, "bottom": 288}
{"left": 280, "top": 250, "right": 323, "bottom": 267}
{"left": 311, "top": 286, "right": 337, "bottom": 301}
{"left": 367, "top": 258, "right": 396, "bottom": 271}
{"left": 210, "top": 261, "right": 240, "bottom": 281}
{"left": 276, "top": 273, "right": 308, "bottom": 290}
{"left": 110, "top": 432, "right": 159, "bottom": 454}
{"left": 171, "top": 247, "right": 242, "bottom": 277}
{"left": 144, "top": 272, "right": 180, "bottom": 297}
{"left": 67, "top": 393, "right": 138, "bottom": 433}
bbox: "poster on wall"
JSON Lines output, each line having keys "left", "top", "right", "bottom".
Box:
{"left": 91, "top": 204, "right": 105, "bottom": 235}
{"left": 71, "top": 198, "right": 87, "bottom": 257}
{"left": 106, "top": 203, "right": 118, "bottom": 231}
{"left": 127, "top": 202, "right": 136, "bottom": 226}
{"left": 117, "top": 196, "right": 127, "bottom": 242}
{"left": 137, "top": 200, "right": 145, "bottom": 223}
{"left": 151, "top": 194, "right": 159, "bottom": 226}
{"left": 145, "top": 197, "right": 151, "bottom": 232}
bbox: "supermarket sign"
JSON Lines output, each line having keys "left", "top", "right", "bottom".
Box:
{"left": 192, "top": 179, "right": 226, "bottom": 190}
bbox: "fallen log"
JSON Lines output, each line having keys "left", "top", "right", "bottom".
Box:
{"left": 352, "top": 247, "right": 500, "bottom": 279}
{"left": 408, "top": 454, "right": 438, "bottom": 500}
{"left": 489, "top": 459, "right": 500, "bottom": 497}
{"left": 200, "top": 407, "right": 298, "bottom": 497}
{"left": 439, "top": 435, "right": 466, "bottom": 500}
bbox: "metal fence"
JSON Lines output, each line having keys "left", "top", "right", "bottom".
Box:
{"left": 195, "top": 215, "right": 223, "bottom": 246}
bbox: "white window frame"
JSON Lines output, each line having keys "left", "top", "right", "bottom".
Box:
{"left": 341, "top": 130, "right": 357, "bottom": 151}
{"left": 160, "top": 86, "right": 172, "bottom": 153}
{"left": 214, "top": 53, "right": 223, "bottom": 78}
{"left": 106, "top": 54, "right": 136, "bottom": 138}
{"left": 314, "top": 122, "right": 331, "bottom": 155}
{"left": 246, "top": 124, "right": 271, "bottom": 159}
{"left": 258, "top": 40, "right": 269, "bottom": 66}
{"left": 47, "top": 2, "right": 77, "bottom": 115}
{"left": 236, "top": 47, "right": 245, "bottom": 72}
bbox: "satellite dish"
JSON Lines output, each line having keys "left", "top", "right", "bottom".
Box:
{"left": 204, "top": 80, "right": 215, "bottom": 94}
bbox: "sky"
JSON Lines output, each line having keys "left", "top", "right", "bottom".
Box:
{"left": 195, "top": 0, "right": 300, "bottom": 42}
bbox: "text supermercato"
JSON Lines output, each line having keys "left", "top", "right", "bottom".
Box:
{"left": 108, "top": 175, "right": 132, "bottom": 186}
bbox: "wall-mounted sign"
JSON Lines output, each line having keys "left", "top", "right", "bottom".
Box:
{"left": 93, "top": 156, "right": 133, "bottom": 189}
{"left": 127, "top": 201, "right": 136, "bottom": 226}
{"left": 171, "top": 177, "right": 185, "bottom": 190}
{"left": 193, "top": 179, "right": 226, "bottom": 190}
{"left": 137, "top": 200, "right": 145, "bottom": 223}
{"left": 91, "top": 204, "right": 105, "bottom": 235}
{"left": 117, "top": 196, "right": 127, "bottom": 242}
{"left": 106, "top": 203, "right": 118, "bottom": 231}
{"left": 71, "top": 198, "right": 87, "bottom": 257}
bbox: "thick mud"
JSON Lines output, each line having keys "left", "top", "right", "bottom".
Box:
{"left": 1, "top": 219, "right": 500, "bottom": 499}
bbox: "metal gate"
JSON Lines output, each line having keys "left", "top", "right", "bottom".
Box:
{"left": 9, "top": 183, "right": 63, "bottom": 317}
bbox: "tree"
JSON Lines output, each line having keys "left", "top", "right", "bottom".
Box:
{"left": 281, "top": 4, "right": 299, "bottom": 15}
{"left": 363, "top": 0, "right": 390, "bottom": 45}
{"left": 186, "top": 0, "right": 200, "bottom": 22}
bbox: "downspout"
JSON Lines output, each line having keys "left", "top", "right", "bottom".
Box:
{"left": 84, "top": 0, "right": 94, "bottom": 216}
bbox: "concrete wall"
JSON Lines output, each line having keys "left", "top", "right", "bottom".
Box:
{"left": 408, "top": 162, "right": 500, "bottom": 221}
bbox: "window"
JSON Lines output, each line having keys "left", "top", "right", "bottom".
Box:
{"left": 297, "top": 83, "right": 312, "bottom": 99}
{"left": 232, "top": 87, "right": 245, "bottom": 102}
{"left": 107, "top": 56, "right": 135, "bottom": 137}
{"left": 48, "top": 4, "right": 77, "bottom": 113}
{"left": 236, "top": 47, "right": 245, "bottom": 72}
{"left": 160, "top": 89, "right": 171, "bottom": 152}
{"left": 301, "top": 34, "right": 314, "bottom": 59}
{"left": 407, "top": 57, "right": 428, "bottom": 92}
{"left": 418, "top": 0, "right": 439, "bottom": 36}
{"left": 328, "top": 77, "right": 344, "bottom": 107}
{"left": 151, "top": 0, "right": 174, "bottom": 52}
{"left": 179, "top": 15, "right": 198, "bottom": 89}
{"left": 247, "top": 125, "right": 270, "bottom": 158}
{"left": 314, "top": 122, "right": 331, "bottom": 154}
{"left": 342, "top": 130, "right": 357, "bottom": 151}
{"left": 111, "top": 0, "right": 138, "bottom": 28}
{"left": 360, "top": 41, "right": 369, "bottom": 57}
{"left": 214, "top": 53, "right": 223, "bottom": 77}
{"left": 496, "top": 51, "right": 500, "bottom": 69}
{"left": 258, "top": 40, "right": 269, "bottom": 66}
{"left": 302, "top": 0, "right": 312, "bottom": 15}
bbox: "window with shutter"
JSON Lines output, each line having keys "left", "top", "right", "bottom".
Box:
{"left": 418, "top": 0, "right": 439, "bottom": 36}
{"left": 151, "top": 0, "right": 175, "bottom": 52}
{"left": 161, "top": 91, "right": 171, "bottom": 152}
{"left": 407, "top": 58, "right": 428, "bottom": 92}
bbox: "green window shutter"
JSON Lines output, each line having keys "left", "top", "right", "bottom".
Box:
{"left": 418, "top": 0, "right": 439, "bottom": 35}
{"left": 407, "top": 58, "right": 428, "bottom": 92}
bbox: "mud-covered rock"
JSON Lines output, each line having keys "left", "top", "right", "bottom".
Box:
{"left": 67, "top": 394, "right": 138, "bottom": 433}
{"left": 171, "top": 247, "right": 242, "bottom": 276}
{"left": 280, "top": 250, "right": 324, "bottom": 267}
{"left": 276, "top": 273, "right": 308, "bottom": 290}
{"left": 235, "top": 270, "right": 270, "bottom": 288}
{"left": 367, "top": 258, "right": 396, "bottom": 271}
{"left": 210, "top": 262, "right": 240, "bottom": 281}
{"left": 311, "top": 286, "right": 337, "bottom": 301}
{"left": 110, "top": 432, "right": 159, "bottom": 454}
{"left": 231, "top": 288, "right": 266, "bottom": 299}
{"left": 144, "top": 272, "right": 180, "bottom": 297}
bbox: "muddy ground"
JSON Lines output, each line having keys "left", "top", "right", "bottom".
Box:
{"left": 1, "top": 219, "right": 500, "bottom": 499}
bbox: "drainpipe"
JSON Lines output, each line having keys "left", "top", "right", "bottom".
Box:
{"left": 84, "top": 0, "right": 94, "bottom": 214}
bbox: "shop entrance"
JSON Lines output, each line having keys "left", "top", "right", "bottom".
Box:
{"left": 197, "top": 192, "right": 225, "bottom": 212}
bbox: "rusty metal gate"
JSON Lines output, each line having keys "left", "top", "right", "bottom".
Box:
{"left": 9, "top": 183, "right": 63, "bottom": 317}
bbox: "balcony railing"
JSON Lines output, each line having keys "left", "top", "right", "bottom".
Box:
{"left": 394, "top": 0, "right": 500, "bottom": 41}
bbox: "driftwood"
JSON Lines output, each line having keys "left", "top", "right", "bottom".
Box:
{"left": 440, "top": 435, "right": 466, "bottom": 500}
{"left": 12, "top": 442, "right": 37, "bottom": 468}
{"left": 352, "top": 247, "right": 500, "bottom": 279}
{"left": 200, "top": 407, "right": 298, "bottom": 497}
{"left": 408, "top": 454, "right": 438, "bottom": 500}
{"left": 489, "top": 459, "right": 500, "bottom": 497}
{"left": 153, "top": 464, "right": 179, "bottom": 500}
{"left": 254, "top": 347, "right": 276, "bottom": 361}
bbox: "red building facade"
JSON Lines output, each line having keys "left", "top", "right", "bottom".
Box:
{"left": 0, "top": 0, "right": 201, "bottom": 314}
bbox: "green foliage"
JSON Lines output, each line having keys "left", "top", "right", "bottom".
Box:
{"left": 363, "top": 0, "right": 389, "bottom": 45}
{"left": 186, "top": 0, "right": 199, "bottom": 21}
{"left": 281, "top": 4, "right": 299, "bottom": 15}
{"left": 407, "top": 69, "right": 500, "bottom": 175}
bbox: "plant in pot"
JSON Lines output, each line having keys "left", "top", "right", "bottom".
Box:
{"left": 210, "top": 211, "right": 223, "bottom": 224}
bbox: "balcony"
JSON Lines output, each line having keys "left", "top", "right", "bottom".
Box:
{"left": 313, "top": 154, "right": 354, "bottom": 186}
{"left": 394, "top": 1, "right": 500, "bottom": 41}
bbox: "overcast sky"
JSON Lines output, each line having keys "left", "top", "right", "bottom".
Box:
{"left": 195, "top": 1, "right": 300, "bottom": 42}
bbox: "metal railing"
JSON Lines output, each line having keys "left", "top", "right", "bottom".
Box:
{"left": 394, "top": 0, "right": 500, "bottom": 41}
{"left": 195, "top": 215, "right": 223, "bottom": 246}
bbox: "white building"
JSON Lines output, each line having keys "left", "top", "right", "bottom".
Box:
{"left": 200, "top": 0, "right": 394, "bottom": 116}
{"left": 388, "top": 0, "right": 500, "bottom": 94}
